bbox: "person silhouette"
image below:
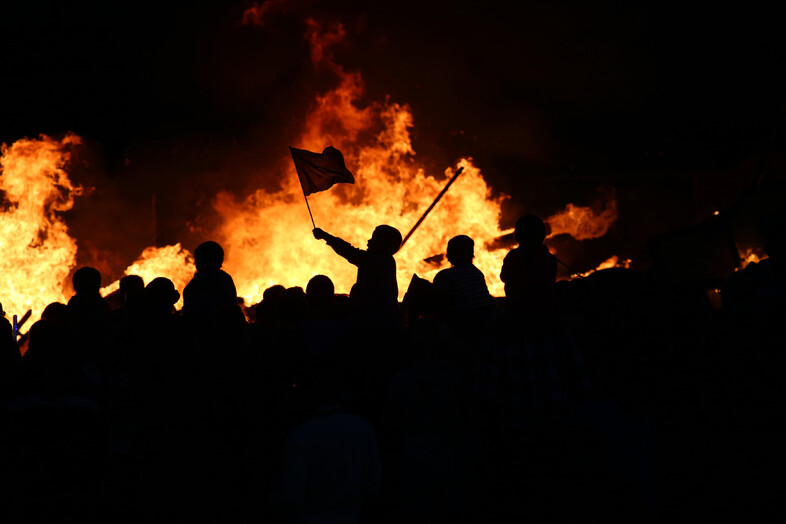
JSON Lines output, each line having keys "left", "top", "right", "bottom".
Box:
{"left": 500, "top": 215, "right": 557, "bottom": 317}
{"left": 182, "top": 241, "right": 238, "bottom": 324}
{"left": 433, "top": 235, "right": 496, "bottom": 315}
{"left": 313, "top": 225, "right": 401, "bottom": 321}
{"left": 67, "top": 266, "right": 110, "bottom": 325}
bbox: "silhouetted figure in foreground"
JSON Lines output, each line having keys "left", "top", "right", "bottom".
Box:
{"left": 303, "top": 275, "right": 344, "bottom": 360}
{"left": 500, "top": 215, "right": 557, "bottom": 318}
{"left": 313, "top": 225, "right": 401, "bottom": 322}
{"left": 386, "top": 316, "right": 476, "bottom": 521}
{"left": 110, "top": 274, "right": 145, "bottom": 327}
{"left": 67, "top": 266, "right": 110, "bottom": 337}
{"left": 182, "top": 240, "right": 238, "bottom": 324}
{"left": 65, "top": 266, "right": 110, "bottom": 372}
{"left": 266, "top": 367, "right": 382, "bottom": 523}
{"left": 68, "top": 266, "right": 109, "bottom": 319}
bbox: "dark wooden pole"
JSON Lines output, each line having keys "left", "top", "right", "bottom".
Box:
{"left": 400, "top": 167, "right": 464, "bottom": 248}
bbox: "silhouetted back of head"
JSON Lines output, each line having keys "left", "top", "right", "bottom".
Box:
{"left": 42, "top": 302, "right": 68, "bottom": 323}
{"left": 263, "top": 284, "right": 286, "bottom": 302}
{"left": 72, "top": 267, "right": 102, "bottom": 295}
{"left": 26, "top": 319, "right": 65, "bottom": 368}
{"left": 514, "top": 215, "right": 548, "bottom": 246}
{"left": 306, "top": 274, "right": 335, "bottom": 309}
{"left": 144, "top": 277, "right": 180, "bottom": 315}
{"left": 279, "top": 286, "right": 308, "bottom": 324}
{"left": 370, "top": 225, "right": 402, "bottom": 256}
{"left": 446, "top": 235, "right": 474, "bottom": 265}
{"left": 194, "top": 241, "right": 224, "bottom": 272}
{"left": 119, "top": 274, "right": 145, "bottom": 302}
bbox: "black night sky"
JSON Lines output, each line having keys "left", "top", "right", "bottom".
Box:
{"left": 2, "top": 1, "right": 785, "bottom": 274}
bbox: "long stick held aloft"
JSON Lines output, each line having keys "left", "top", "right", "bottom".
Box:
{"left": 400, "top": 166, "right": 464, "bottom": 248}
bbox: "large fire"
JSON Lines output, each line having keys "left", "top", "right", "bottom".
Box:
{"left": 213, "top": 18, "right": 512, "bottom": 301}
{"left": 0, "top": 134, "right": 83, "bottom": 325}
{"left": 1, "top": 16, "right": 624, "bottom": 324}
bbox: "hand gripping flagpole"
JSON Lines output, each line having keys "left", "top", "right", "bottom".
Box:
{"left": 290, "top": 146, "right": 317, "bottom": 229}
{"left": 400, "top": 166, "right": 464, "bottom": 249}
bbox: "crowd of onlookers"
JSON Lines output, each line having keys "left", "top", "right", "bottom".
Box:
{"left": 1, "top": 215, "right": 784, "bottom": 523}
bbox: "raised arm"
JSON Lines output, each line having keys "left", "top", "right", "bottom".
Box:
{"left": 313, "top": 228, "right": 365, "bottom": 266}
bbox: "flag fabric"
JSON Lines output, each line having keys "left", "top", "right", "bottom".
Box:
{"left": 290, "top": 146, "right": 355, "bottom": 196}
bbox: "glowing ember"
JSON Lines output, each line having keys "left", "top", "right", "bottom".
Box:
{"left": 101, "top": 244, "right": 195, "bottom": 309}
{"left": 546, "top": 190, "right": 617, "bottom": 240}
{"left": 0, "top": 134, "right": 83, "bottom": 325}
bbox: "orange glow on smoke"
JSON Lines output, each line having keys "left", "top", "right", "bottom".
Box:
{"left": 546, "top": 191, "right": 617, "bottom": 240}
{"left": 0, "top": 134, "right": 83, "bottom": 325}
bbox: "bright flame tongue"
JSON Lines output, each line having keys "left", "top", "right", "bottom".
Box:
{"left": 0, "top": 134, "right": 82, "bottom": 324}
{"left": 546, "top": 192, "right": 617, "bottom": 240}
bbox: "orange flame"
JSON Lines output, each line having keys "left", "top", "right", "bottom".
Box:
{"left": 215, "top": 20, "right": 511, "bottom": 301}
{"left": 0, "top": 134, "right": 83, "bottom": 324}
{"left": 546, "top": 190, "right": 617, "bottom": 240}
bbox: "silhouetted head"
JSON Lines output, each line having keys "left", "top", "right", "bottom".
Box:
{"left": 263, "top": 284, "right": 286, "bottom": 302}
{"left": 194, "top": 241, "right": 224, "bottom": 272}
{"left": 279, "top": 287, "right": 308, "bottom": 324}
{"left": 119, "top": 275, "right": 145, "bottom": 303}
{"left": 41, "top": 302, "right": 68, "bottom": 323}
{"left": 26, "top": 319, "right": 64, "bottom": 367}
{"left": 368, "top": 225, "right": 402, "bottom": 256}
{"left": 514, "top": 215, "right": 548, "bottom": 246}
{"left": 446, "top": 235, "right": 474, "bottom": 265}
{"left": 306, "top": 274, "right": 335, "bottom": 309}
{"left": 144, "top": 277, "right": 180, "bottom": 314}
{"left": 72, "top": 267, "right": 102, "bottom": 295}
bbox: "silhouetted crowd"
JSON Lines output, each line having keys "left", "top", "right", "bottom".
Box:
{"left": 2, "top": 215, "right": 785, "bottom": 523}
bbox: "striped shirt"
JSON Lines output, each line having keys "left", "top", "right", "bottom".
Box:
{"left": 433, "top": 264, "right": 496, "bottom": 313}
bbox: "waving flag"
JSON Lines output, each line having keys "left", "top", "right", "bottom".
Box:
{"left": 289, "top": 146, "right": 355, "bottom": 196}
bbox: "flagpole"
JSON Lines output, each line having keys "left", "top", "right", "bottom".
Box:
{"left": 400, "top": 166, "right": 464, "bottom": 248}
{"left": 290, "top": 146, "right": 317, "bottom": 229}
